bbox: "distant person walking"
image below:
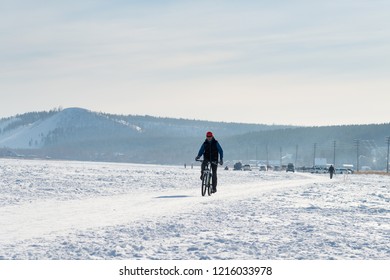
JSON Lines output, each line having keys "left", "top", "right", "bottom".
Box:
{"left": 329, "top": 165, "right": 335, "bottom": 179}
{"left": 195, "top": 131, "right": 223, "bottom": 193}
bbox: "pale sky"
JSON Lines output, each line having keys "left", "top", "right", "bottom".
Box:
{"left": 1, "top": 0, "right": 389, "bottom": 126}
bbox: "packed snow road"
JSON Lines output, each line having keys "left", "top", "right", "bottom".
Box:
{"left": 0, "top": 159, "right": 389, "bottom": 260}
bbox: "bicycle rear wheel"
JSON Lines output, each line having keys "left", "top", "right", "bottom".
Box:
{"left": 207, "top": 176, "right": 212, "bottom": 196}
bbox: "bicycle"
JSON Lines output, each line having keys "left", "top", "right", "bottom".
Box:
{"left": 196, "top": 159, "right": 218, "bottom": 196}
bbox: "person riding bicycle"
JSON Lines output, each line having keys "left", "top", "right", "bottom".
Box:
{"left": 195, "top": 131, "right": 223, "bottom": 193}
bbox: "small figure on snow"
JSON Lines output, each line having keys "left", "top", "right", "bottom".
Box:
{"left": 328, "top": 165, "right": 335, "bottom": 179}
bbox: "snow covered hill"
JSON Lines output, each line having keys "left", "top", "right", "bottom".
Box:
{"left": 0, "top": 108, "right": 286, "bottom": 163}
{"left": 0, "top": 158, "right": 388, "bottom": 260}
{"left": 0, "top": 108, "right": 142, "bottom": 149}
{"left": 0, "top": 107, "right": 283, "bottom": 150}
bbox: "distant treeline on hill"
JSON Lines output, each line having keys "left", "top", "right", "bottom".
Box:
{"left": 0, "top": 108, "right": 389, "bottom": 169}
{"left": 223, "top": 123, "right": 390, "bottom": 170}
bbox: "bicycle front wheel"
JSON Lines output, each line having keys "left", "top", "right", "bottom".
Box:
{"left": 201, "top": 173, "right": 208, "bottom": 196}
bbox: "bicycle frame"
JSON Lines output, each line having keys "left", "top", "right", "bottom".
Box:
{"left": 196, "top": 159, "right": 218, "bottom": 196}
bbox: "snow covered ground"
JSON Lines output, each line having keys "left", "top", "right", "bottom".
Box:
{"left": 0, "top": 158, "right": 389, "bottom": 260}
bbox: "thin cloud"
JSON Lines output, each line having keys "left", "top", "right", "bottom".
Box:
{"left": 1, "top": 0, "right": 389, "bottom": 125}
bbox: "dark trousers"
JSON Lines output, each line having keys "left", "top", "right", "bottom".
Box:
{"left": 201, "top": 161, "right": 218, "bottom": 189}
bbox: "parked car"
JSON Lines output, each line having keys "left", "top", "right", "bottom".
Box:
{"left": 286, "top": 163, "right": 295, "bottom": 172}
{"left": 311, "top": 166, "right": 328, "bottom": 174}
{"left": 242, "top": 164, "right": 252, "bottom": 171}
{"left": 335, "top": 168, "right": 354, "bottom": 174}
{"left": 259, "top": 165, "right": 267, "bottom": 171}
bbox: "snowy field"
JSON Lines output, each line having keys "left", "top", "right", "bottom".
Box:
{"left": 0, "top": 158, "right": 389, "bottom": 260}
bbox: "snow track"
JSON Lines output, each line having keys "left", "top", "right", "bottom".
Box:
{"left": 0, "top": 175, "right": 323, "bottom": 243}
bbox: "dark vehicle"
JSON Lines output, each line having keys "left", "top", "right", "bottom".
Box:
{"left": 234, "top": 162, "right": 242, "bottom": 170}
{"left": 286, "top": 163, "right": 295, "bottom": 172}
{"left": 274, "top": 166, "right": 281, "bottom": 171}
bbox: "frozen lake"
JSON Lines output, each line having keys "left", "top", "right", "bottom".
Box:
{"left": 0, "top": 158, "right": 389, "bottom": 260}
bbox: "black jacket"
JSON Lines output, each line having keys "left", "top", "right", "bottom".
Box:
{"left": 197, "top": 138, "right": 223, "bottom": 161}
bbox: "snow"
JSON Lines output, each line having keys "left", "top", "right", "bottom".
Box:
{"left": 112, "top": 118, "right": 143, "bottom": 132}
{"left": 0, "top": 158, "right": 389, "bottom": 260}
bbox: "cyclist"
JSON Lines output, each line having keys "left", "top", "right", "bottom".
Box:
{"left": 195, "top": 131, "right": 223, "bottom": 193}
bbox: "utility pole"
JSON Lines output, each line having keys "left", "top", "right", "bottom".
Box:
{"left": 280, "top": 147, "right": 283, "bottom": 168}
{"left": 333, "top": 140, "right": 336, "bottom": 167}
{"left": 387, "top": 137, "right": 390, "bottom": 173}
{"left": 256, "top": 146, "right": 258, "bottom": 162}
{"left": 266, "top": 144, "right": 269, "bottom": 170}
{"left": 354, "top": 139, "right": 360, "bottom": 172}
{"left": 313, "top": 143, "right": 317, "bottom": 167}
{"left": 295, "top": 144, "right": 298, "bottom": 166}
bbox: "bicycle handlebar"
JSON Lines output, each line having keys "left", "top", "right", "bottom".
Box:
{"left": 196, "top": 159, "right": 220, "bottom": 165}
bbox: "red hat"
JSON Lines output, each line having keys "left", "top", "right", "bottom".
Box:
{"left": 206, "top": 131, "right": 213, "bottom": 137}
